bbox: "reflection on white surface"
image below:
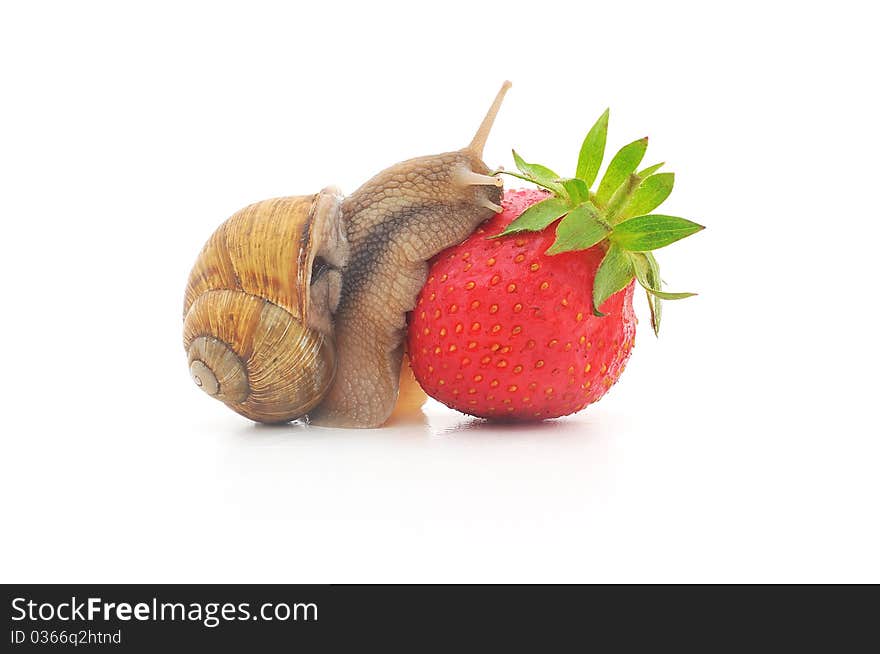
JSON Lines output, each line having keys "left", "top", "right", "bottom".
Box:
{"left": 3, "top": 360, "right": 879, "bottom": 583}
{"left": 217, "top": 400, "right": 615, "bottom": 527}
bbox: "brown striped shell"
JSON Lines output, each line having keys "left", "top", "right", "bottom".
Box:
{"left": 183, "top": 188, "right": 349, "bottom": 423}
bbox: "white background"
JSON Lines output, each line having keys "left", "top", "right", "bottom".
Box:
{"left": 1, "top": 1, "right": 878, "bottom": 582}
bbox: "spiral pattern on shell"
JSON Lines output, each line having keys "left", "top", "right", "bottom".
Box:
{"left": 183, "top": 189, "right": 348, "bottom": 423}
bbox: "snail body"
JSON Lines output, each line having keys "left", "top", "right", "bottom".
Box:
{"left": 184, "top": 82, "right": 510, "bottom": 427}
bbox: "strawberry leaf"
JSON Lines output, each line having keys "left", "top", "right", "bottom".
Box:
{"left": 592, "top": 243, "right": 634, "bottom": 316}
{"left": 630, "top": 251, "right": 696, "bottom": 334}
{"left": 620, "top": 172, "right": 675, "bottom": 220}
{"left": 495, "top": 169, "right": 566, "bottom": 196}
{"left": 645, "top": 252, "right": 662, "bottom": 335}
{"left": 512, "top": 150, "right": 566, "bottom": 196}
{"left": 494, "top": 196, "right": 570, "bottom": 237}
{"left": 629, "top": 251, "right": 695, "bottom": 299}
{"left": 629, "top": 252, "right": 662, "bottom": 334}
{"left": 560, "top": 178, "right": 590, "bottom": 205}
{"left": 637, "top": 162, "right": 665, "bottom": 177}
{"left": 646, "top": 290, "right": 661, "bottom": 336}
{"left": 596, "top": 137, "right": 649, "bottom": 207}
{"left": 612, "top": 214, "right": 704, "bottom": 251}
{"left": 546, "top": 204, "right": 611, "bottom": 255}
{"left": 646, "top": 288, "right": 697, "bottom": 300}
{"left": 575, "top": 108, "right": 609, "bottom": 188}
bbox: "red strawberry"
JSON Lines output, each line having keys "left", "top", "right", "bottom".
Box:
{"left": 408, "top": 188, "right": 637, "bottom": 420}
{"left": 407, "top": 110, "right": 703, "bottom": 420}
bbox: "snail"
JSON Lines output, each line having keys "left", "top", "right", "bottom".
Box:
{"left": 183, "top": 82, "right": 510, "bottom": 427}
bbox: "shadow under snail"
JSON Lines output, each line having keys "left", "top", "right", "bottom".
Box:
{"left": 183, "top": 82, "right": 511, "bottom": 427}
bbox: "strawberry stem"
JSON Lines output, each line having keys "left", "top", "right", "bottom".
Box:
{"left": 604, "top": 173, "right": 642, "bottom": 224}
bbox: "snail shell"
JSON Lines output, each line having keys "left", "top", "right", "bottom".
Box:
{"left": 183, "top": 188, "right": 349, "bottom": 423}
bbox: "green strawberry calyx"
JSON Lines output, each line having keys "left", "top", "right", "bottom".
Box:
{"left": 491, "top": 109, "right": 704, "bottom": 336}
